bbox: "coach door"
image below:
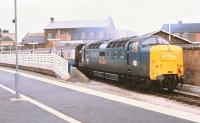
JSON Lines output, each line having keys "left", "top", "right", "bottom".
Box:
{"left": 129, "top": 42, "right": 140, "bottom": 76}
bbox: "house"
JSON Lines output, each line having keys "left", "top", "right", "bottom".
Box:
{"left": 44, "top": 17, "right": 115, "bottom": 48}
{"left": 21, "top": 33, "right": 45, "bottom": 50}
{"left": 115, "top": 30, "right": 137, "bottom": 39}
{"left": 161, "top": 21, "right": 200, "bottom": 42}
{"left": 145, "top": 30, "right": 195, "bottom": 45}
{"left": 0, "top": 30, "right": 15, "bottom": 51}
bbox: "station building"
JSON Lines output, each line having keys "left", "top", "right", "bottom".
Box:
{"left": 162, "top": 21, "right": 200, "bottom": 42}
{"left": 44, "top": 17, "right": 116, "bottom": 49}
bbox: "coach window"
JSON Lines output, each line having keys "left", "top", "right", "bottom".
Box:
{"left": 132, "top": 42, "right": 139, "bottom": 53}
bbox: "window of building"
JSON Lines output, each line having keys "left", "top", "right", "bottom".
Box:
{"left": 81, "top": 32, "right": 86, "bottom": 40}
{"left": 183, "top": 33, "right": 189, "bottom": 39}
{"left": 60, "top": 29, "right": 67, "bottom": 35}
{"left": 174, "top": 33, "right": 180, "bottom": 36}
{"left": 89, "top": 32, "right": 95, "bottom": 39}
{"left": 47, "top": 33, "right": 53, "bottom": 39}
{"left": 98, "top": 31, "right": 104, "bottom": 39}
{"left": 72, "top": 30, "right": 79, "bottom": 40}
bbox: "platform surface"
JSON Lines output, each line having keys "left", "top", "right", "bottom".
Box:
{"left": 0, "top": 69, "right": 198, "bottom": 123}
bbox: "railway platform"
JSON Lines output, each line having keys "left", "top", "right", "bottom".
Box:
{"left": 0, "top": 87, "right": 68, "bottom": 123}
{"left": 0, "top": 68, "right": 199, "bottom": 123}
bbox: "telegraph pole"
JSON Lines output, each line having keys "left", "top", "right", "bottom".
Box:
{"left": 14, "top": 0, "right": 20, "bottom": 99}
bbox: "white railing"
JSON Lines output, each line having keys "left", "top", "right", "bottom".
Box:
{"left": 0, "top": 52, "right": 69, "bottom": 80}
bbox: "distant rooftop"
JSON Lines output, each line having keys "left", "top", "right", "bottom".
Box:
{"left": 0, "top": 32, "right": 15, "bottom": 41}
{"left": 145, "top": 30, "right": 195, "bottom": 44}
{"left": 44, "top": 18, "right": 113, "bottom": 30}
{"left": 162, "top": 21, "right": 200, "bottom": 33}
{"left": 22, "top": 33, "right": 44, "bottom": 44}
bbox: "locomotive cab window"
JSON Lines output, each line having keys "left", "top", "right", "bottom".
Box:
{"left": 157, "top": 38, "right": 170, "bottom": 44}
{"left": 141, "top": 38, "right": 157, "bottom": 46}
{"left": 131, "top": 42, "right": 139, "bottom": 53}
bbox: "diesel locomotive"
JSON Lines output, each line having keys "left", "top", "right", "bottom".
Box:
{"left": 75, "top": 35, "right": 184, "bottom": 91}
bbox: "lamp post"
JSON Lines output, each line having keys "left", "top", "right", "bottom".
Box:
{"left": 14, "top": 0, "right": 20, "bottom": 99}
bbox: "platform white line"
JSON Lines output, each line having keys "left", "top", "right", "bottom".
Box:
{"left": 0, "top": 84, "right": 82, "bottom": 123}
{"left": 0, "top": 68, "right": 200, "bottom": 123}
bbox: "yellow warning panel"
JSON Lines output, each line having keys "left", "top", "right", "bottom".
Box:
{"left": 150, "top": 45, "right": 183, "bottom": 80}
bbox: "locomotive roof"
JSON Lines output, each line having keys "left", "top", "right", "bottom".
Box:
{"left": 85, "top": 40, "right": 108, "bottom": 49}
{"left": 85, "top": 35, "right": 165, "bottom": 49}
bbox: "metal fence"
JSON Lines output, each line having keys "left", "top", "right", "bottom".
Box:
{"left": 0, "top": 52, "right": 69, "bottom": 80}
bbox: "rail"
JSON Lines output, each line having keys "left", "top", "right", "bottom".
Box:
{"left": 0, "top": 52, "right": 69, "bottom": 80}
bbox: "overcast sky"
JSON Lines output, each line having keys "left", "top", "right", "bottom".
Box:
{"left": 0, "top": 0, "right": 200, "bottom": 41}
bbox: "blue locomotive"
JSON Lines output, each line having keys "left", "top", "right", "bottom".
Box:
{"left": 75, "top": 35, "right": 184, "bottom": 91}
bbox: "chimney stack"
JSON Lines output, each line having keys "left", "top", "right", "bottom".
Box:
{"left": 178, "top": 21, "right": 182, "bottom": 24}
{"left": 2, "top": 30, "right": 9, "bottom": 33}
{"left": 50, "top": 17, "right": 54, "bottom": 22}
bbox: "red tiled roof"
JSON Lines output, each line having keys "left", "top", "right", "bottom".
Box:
{"left": 1, "top": 33, "right": 15, "bottom": 40}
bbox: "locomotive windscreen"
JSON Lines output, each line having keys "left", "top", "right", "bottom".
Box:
{"left": 142, "top": 37, "right": 169, "bottom": 46}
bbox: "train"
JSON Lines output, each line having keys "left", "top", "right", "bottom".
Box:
{"left": 75, "top": 35, "right": 184, "bottom": 91}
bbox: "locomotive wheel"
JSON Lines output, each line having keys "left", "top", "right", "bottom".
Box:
{"left": 167, "top": 81, "right": 173, "bottom": 91}
{"left": 119, "top": 75, "right": 126, "bottom": 83}
{"left": 126, "top": 76, "right": 134, "bottom": 88}
{"left": 166, "top": 76, "right": 176, "bottom": 92}
{"left": 151, "top": 81, "right": 161, "bottom": 92}
{"left": 139, "top": 80, "right": 150, "bottom": 90}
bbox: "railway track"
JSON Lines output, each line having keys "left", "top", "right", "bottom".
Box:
{"left": 152, "top": 91, "right": 200, "bottom": 106}
{"left": 92, "top": 77, "right": 200, "bottom": 106}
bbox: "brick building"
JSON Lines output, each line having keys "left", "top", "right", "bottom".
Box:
{"left": 0, "top": 30, "right": 15, "bottom": 51}
{"left": 148, "top": 30, "right": 193, "bottom": 45}
{"left": 162, "top": 21, "right": 200, "bottom": 42}
{"left": 44, "top": 17, "right": 115, "bottom": 48}
{"left": 21, "top": 33, "right": 45, "bottom": 50}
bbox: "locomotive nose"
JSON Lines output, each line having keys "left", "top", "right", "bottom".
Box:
{"left": 150, "top": 45, "right": 183, "bottom": 80}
